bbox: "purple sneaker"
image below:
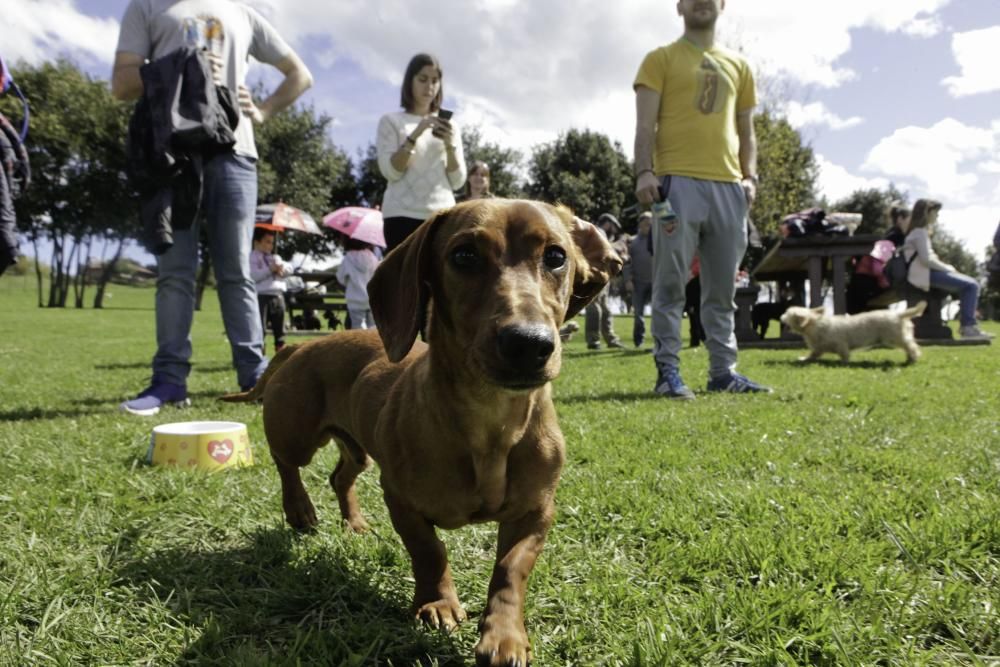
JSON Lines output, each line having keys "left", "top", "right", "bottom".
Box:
{"left": 120, "top": 382, "right": 190, "bottom": 416}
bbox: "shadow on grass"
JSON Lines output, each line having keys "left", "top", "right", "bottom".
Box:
{"left": 556, "top": 390, "right": 661, "bottom": 405}
{"left": 762, "top": 358, "right": 905, "bottom": 370}
{"left": 93, "top": 362, "right": 233, "bottom": 373}
{"left": 561, "top": 348, "right": 650, "bottom": 360}
{"left": 114, "top": 527, "right": 467, "bottom": 665}
{"left": 94, "top": 361, "right": 150, "bottom": 371}
{"left": 0, "top": 406, "right": 104, "bottom": 422}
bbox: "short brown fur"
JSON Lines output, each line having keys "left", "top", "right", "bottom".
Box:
{"left": 222, "top": 199, "right": 621, "bottom": 666}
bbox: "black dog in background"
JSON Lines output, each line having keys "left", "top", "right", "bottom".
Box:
{"left": 752, "top": 301, "right": 792, "bottom": 339}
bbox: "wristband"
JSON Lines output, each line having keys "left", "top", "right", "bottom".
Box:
{"left": 404, "top": 136, "right": 416, "bottom": 146}
{"left": 635, "top": 168, "right": 655, "bottom": 179}
{"left": 743, "top": 174, "right": 759, "bottom": 186}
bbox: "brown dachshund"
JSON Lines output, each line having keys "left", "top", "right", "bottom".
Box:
{"left": 223, "top": 199, "right": 621, "bottom": 666}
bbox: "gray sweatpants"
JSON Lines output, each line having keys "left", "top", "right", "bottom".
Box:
{"left": 651, "top": 175, "right": 748, "bottom": 378}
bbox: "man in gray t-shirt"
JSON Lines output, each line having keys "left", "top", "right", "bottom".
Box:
{"left": 112, "top": 1, "right": 313, "bottom": 415}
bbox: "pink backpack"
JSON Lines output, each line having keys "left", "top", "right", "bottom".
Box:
{"left": 854, "top": 240, "right": 895, "bottom": 289}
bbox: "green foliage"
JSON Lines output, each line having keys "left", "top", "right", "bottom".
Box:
{"left": 752, "top": 110, "right": 819, "bottom": 236}
{"left": 460, "top": 125, "right": 524, "bottom": 198}
{"left": 354, "top": 142, "right": 385, "bottom": 209}
{"left": 525, "top": 128, "right": 634, "bottom": 221}
{"left": 831, "top": 184, "right": 909, "bottom": 237}
{"left": 254, "top": 102, "right": 358, "bottom": 260}
{"left": 1, "top": 59, "right": 137, "bottom": 306}
{"left": 931, "top": 227, "right": 980, "bottom": 277}
{"left": 0, "top": 287, "right": 998, "bottom": 665}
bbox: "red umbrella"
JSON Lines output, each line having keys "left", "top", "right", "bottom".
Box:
{"left": 255, "top": 202, "right": 323, "bottom": 235}
{"left": 323, "top": 207, "right": 386, "bottom": 248}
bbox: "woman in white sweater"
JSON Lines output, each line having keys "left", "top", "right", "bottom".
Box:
{"left": 903, "top": 198, "right": 993, "bottom": 340}
{"left": 376, "top": 53, "right": 467, "bottom": 252}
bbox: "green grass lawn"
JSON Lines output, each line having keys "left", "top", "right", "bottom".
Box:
{"left": 1, "top": 283, "right": 998, "bottom": 666}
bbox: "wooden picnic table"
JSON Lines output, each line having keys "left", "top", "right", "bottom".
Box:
{"left": 751, "top": 234, "right": 879, "bottom": 315}
{"left": 286, "top": 271, "right": 347, "bottom": 330}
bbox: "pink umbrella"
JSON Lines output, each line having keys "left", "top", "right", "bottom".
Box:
{"left": 323, "top": 207, "right": 386, "bottom": 248}
{"left": 255, "top": 202, "right": 323, "bottom": 235}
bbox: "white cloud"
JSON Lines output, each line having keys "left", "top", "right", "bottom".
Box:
{"left": 785, "top": 101, "right": 863, "bottom": 131}
{"left": 942, "top": 26, "right": 1000, "bottom": 97}
{"left": 861, "top": 119, "right": 996, "bottom": 199}
{"left": 936, "top": 204, "right": 999, "bottom": 261}
{"left": 815, "top": 154, "right": 890, "bottom": 203}
{"left": 726, "top": 1, "right": 951, "bottom": 88}
{"left": 0, "top": 0, "right": 119, "bottom": 68}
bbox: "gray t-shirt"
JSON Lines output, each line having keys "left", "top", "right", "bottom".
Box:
{"left": 116, "top": 0, "right": 292, "bottom": 158}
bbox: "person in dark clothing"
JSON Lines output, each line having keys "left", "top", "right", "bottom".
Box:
{"left": 846, "top": 201, "right": 910, "bottom": 314}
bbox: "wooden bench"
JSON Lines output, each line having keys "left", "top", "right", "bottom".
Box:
{"left": 286, "top": 271, "right": 348, "bottom": 331}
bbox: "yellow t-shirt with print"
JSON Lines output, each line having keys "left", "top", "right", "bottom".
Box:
{"left": 634, "top": 39, "right": 756, "bottom": 183}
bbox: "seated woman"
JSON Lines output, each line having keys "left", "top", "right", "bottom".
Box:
{"left": 846, "top": 201, "right": 910, "bottom": 313}
{"left": 903, "top": 198, "right": 993, "bottom": 340}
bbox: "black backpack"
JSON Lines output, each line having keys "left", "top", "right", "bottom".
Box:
{"left": 882, "top": 249, "right": 914, "bottom": 290}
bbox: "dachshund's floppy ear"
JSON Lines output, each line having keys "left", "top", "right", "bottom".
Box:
{"left": 560, "top": 209, "right": 624, "bottom": 321}
{"left": 369, "top": 210, "right": 448, "bottom": 362}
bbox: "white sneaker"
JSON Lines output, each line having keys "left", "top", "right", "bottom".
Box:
{"left": 959, "top": 325, "right": 995, "bottom": 340}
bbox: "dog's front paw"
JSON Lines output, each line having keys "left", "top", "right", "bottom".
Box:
{"left": 283, "top": 497, "right": 318, "bottom": 532}
{"left": 475, "top": 616, "right": 531, "bottom": 667}
{"left": 415, "top": 598, "right": 466, "bottom": 633}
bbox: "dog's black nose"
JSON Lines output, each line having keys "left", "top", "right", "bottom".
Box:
{"left": 497, "top": 324, "right": 555, "bottom": 373}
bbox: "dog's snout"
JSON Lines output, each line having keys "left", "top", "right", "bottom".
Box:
{"left": 497, "top": 324, "right": 555, "bottom": 372}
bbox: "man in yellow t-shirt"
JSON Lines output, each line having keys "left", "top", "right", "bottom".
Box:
{"left": 633, "top": 0, "right": 770, "bottom": 399}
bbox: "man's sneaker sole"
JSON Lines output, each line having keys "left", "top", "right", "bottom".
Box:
{"left": 119, "top": 398, "right": 191, "bottom": 417}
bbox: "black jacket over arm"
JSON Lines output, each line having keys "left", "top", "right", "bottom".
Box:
{"left": 127, "top": 46, "right": 240, "bottom": 255}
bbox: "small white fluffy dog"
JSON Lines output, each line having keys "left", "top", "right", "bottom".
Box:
{"left": 780, "top": 301, "right": 927, "bottom": 363}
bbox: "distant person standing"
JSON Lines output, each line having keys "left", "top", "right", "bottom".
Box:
{"left": 633, "top": 0, "right": 770, "bottom": 399}
{"left": 336, "top": 238, "right": 380, "bottom": 330}
{"left": 112, "top": 0, "right": 312, "bottom": 415}
{"left": 585, "top": 213, "right": 626, "bottom": 350}
{"left": 628, "top": 211, "right": 654, "bottom": 347}
{"left": 376, "top": 53, "right": 467, "bottom": 253}
{"left": 463, "top": 160, "right": 493, "bottom": 200}
{"left": 250, "top": 227, "right": 288, "bottom": 353}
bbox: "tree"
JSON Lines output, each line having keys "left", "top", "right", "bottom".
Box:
{"left": 460, "top": 126, "right": 524, "bottom": 198}
{"left": 1, "top": 60, "right": 137, "bottom": 308}
{"left": 830, "top": 185, "right": 909, "bottom": 237}
{"left": 751, "top": 109, "right": 819, "bottom": 238}
{"left": 254, "top": 101, "right": 358, "bottom": 263}
{"left": 525, "top": 129, "right": 634, "bottom": 224}
{"left": 355, "top": 143, "right": 385, "bottom": 209}
{"left": 931, "top": 227, "right": 979, "bottom": 278}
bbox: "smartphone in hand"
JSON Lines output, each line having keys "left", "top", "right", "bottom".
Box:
{"left": 433, "top": 108, "right": 453, "bottom": 139}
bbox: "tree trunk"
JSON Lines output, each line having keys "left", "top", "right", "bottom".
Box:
{"left": 195, "top": 252, "right": 212, "bottom": 311}
{"left": 93, "top": 238, "right": 125, "bottom": 309}
{"left": 31, "top": 235, "right": 44, "bottom": 308}
{"left": 47, "top": 235, "right": 63, "bottom": 307}
{"left": 58, "top": 238, "right": 79, "bottom": 308}
{"left": 74, "top": 237, "right": 91, "bottom": 308}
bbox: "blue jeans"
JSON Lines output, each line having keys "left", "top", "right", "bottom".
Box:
{"left": 152, "top": 152, "right": 267, "bottom": 388}
{"left": 929, "top": 270, "right": 980, "bottom": 327}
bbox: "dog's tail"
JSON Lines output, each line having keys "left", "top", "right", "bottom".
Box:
{"left": 219, "top": 344, "right": 301, "bottom": 403}
{"left": 900, "top": 301, "right": 927, "bottom": 320}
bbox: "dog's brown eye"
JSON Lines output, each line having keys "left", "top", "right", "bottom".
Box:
{"left": 449, "top": 244, "right": 480, "bottom": 270}
{"left": 543, "top": 246, "right": 567, "bottom": 270}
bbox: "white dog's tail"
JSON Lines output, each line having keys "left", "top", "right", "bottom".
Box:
{"left": 900, "top": 301, "right": 927, "bottom": 319}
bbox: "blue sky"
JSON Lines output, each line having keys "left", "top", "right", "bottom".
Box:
{"left": 4, "top": 0, "right": 1000, "bottom": 261}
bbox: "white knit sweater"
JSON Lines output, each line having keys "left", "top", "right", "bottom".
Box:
{"left": 376, "top": 111, "right": 467, "bottom": 220}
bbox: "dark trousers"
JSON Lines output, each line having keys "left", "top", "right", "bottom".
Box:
{"left": 258, "top": 293, "right": 286, "bottom": 350}
{"left": 384, "top": 216, "right": 426, "bottom": 253}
